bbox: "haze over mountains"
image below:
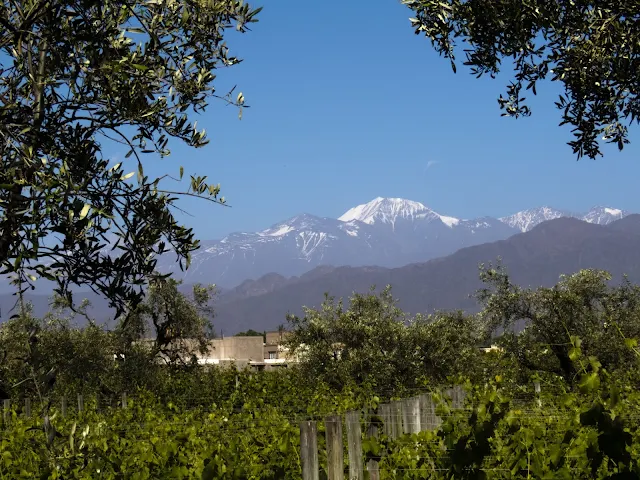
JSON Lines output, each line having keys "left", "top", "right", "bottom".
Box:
{"left": 210, "top": 214, "right": 640, "bottom": 334}
{"left": 3, "top": 212, "right": 640, "bottom": 334}
{"left": 156, "top": 198, "right": 630, "bottom": 288}
{"left": 0, "top": 197, "right": 628, "bottom": 296}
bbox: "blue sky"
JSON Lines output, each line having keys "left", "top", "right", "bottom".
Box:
{"left": 129, "top": 0, "right": 640, "bottom": 240}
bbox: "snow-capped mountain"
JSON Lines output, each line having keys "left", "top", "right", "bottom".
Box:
{"left": 582, "top": 206, "right": 629, "bottom": 226}
{"left": 3, "top": 197, "right": 631, "bottom": 293}
{"left": 154, "top": 213, "right": 391, "bottom": 287}
{"left": 499, "top": 207, "right": 572, "bottom": 233}
{"left": 339, "top": 197, "right": 460, "bottom": 229}
{"left": 153, "top": 197, "right": 632, "bottom": 288}
{"left": 499, "top": 206, "right": 630, "bottom": 232}
{"left": 335, "top": 198, "right": 519, "bottom": 260}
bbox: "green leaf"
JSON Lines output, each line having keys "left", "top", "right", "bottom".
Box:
{"left": 568, "top": 347, "right": 582, "bottom": 362}
{"left": 578, "top": 372, "right": 600, "bottom": 393}
{"left": 0, "top": 0, "right": 249, "bottom": 318}
{"left": 79, "top": 203, "right": 91, "bottom": 219}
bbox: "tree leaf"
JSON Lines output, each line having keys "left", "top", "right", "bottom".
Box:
{"left": 79, "top": 204, "right": 91, "bottom": 219}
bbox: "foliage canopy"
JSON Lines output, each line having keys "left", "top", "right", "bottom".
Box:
{"left": 0, "top": 0, "right": 260, "bottom": 315}
{"left": 285, "top": 286, "right": 487, "bottom": 393}
{"left": 477, "top": 265, "right": 640, "bottom": 383}
{"left": 404, "top": 0, "right": 640, "bottom": 159}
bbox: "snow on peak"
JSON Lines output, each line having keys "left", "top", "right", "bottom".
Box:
{"left": 339, "top": 197, "right": 459, "bottom": 228}
{"left": 260, "top": 224, "right": 294, "bottom": 237}
{"left": 439, "top": 215, "right": 460, "bottom": 227}
{"left": 264, "top": 214, "right": 324, "bottom": 233}
{"left": 256, "top": 214, "right": 320, "bottom": 238}
{"left": 339, "top": 197, "right": 426, "bottom": 223}
{"left": 582, "top": 206, "right": 628, "bottom": 225}
{"left": 499, "top": 206, "right": 566, "bottom": 232}
{"left": 500, "top": 205, "right": 629, "bottom": 232}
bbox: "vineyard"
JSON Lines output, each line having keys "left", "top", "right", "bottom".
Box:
{"left": 2, "top": 368, "right": 640, "bottom": 479}
{"left": 0, "top": 0, "right": 638, "bottom": 475}
{"left": 3, "top": 268, "right": 640, "bottom": 478}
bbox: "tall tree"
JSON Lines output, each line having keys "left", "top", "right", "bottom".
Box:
{"left": 403, "top": 0, "right": 639, "bottom": 159}
{"left": 0, "top": 0, "right": 261, "bottom": 315}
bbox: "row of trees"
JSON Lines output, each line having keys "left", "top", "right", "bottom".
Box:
{"left": 285, "top": 266, "right": 640, "bottom": 395}
{"left": 3, "top": 265, "right": 639, "bottom": 405}
{"left": 0, "top": 278, "right": 216, "bottom": 402}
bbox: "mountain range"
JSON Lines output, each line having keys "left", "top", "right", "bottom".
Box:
{"left": 0, "top": 197, "right": 629, "bottom": 295}
{"left": 4, "top": 213, "right": 640, "bottom": 336}
{"left": 208, "top": 214, "right": 640, "bottom": 334}
{"left": 154, "top": 198, "right": 630, "bottom": 289}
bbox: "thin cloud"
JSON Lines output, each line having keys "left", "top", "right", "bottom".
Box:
{"left": 424, "top": 160, "right": 439, "bottom": 172}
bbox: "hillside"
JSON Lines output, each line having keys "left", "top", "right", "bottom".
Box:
{"left": 3, "top": 215, "right": 640, "bottom": 333}
{"left": 210, "top": 215, "right": 640, "bottom": 334}
{"left": 154, "top": 199, "right": 629, "bottom": 289}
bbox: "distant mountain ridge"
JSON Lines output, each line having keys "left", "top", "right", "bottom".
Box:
{"left": 4, "top": 215, "right": 640, "bottom": 334}
{"left": 499, "top": 205, "right": 628, "bottom": 232}
{"left": 208, "top": 214, "right": 640, "bottom": 334}
{"left": 0, "top": 198, "right": 631, "bottom": 295}
{"left": 154, "top": 198, "right": 632, "bottom": 288}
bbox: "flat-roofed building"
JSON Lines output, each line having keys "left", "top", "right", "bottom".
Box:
{"left": 135, "top": 330, "right": 297, "bottom": 370}
{"left": 199, "top": 330, "right": 297, "bottom": 370}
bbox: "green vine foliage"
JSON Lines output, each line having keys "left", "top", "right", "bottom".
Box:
{"left": 0, "top": 371, "right": 376, "bottom": 479}
{"left": 370, "top": 367, "right": 640, "bottom": 479}
{"left": 1, "top": 396, "right": 301, "bottom": 479}
{"left": 4, "top": 363, "right": 640, "bottom": 479}
{"left": 3, "top": 268, "right": 640, "bottom": 478}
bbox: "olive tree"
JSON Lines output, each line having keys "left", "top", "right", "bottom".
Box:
{"left": 0, "top": 279, "right": 216, "bottom": 401}
{"left": 118, "top": 278, "right": 216, "bottom": 365}
{"left": 404, "top": 0, "right": 639, "bottom": 159}
{"left": 0, "top": 0, "right": 260, "bottom": 315}
{"left": 286, "top": 287, "right": 412, "bottom": 392}
{"left": 477, "top": 265, "right": 640, "bottom": 383}
{"left": 286, "top": 286, "right": 486, "bottom": 395}
{"left": 409, "top": 310, "right": 486, "bottom": 383}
